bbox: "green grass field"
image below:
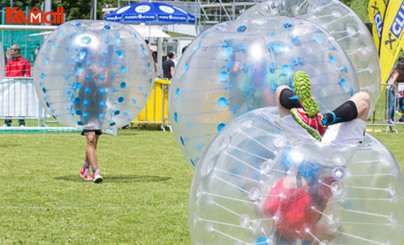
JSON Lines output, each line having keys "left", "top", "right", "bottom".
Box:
{"left": 0, "top": 124, "right": 403, "bottom": 244}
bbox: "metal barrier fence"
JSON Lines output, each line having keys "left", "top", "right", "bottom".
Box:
{"left": 0, "top": 77, "right": 43, "bottom": 125}
{"left": 0, "top": 76, "right": 83, "bottom": 133}
{"left": 367, "top": 83, "right": 398, "bottom": 133}
{"left": 131, "top": 79, "right": 172, "bottom": 132}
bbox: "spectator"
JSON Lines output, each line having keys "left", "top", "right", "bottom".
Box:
{"left": 387, "top": 57, "right": 404, "bottom": 123}
{"left": 31, "top": 44, "right": 40, "bottom": 62}
{"left": 3, "top": 44, "right": 31, "bottom": 127}
{"left": 162, "top": 51, "right": 175, "bottom": 80}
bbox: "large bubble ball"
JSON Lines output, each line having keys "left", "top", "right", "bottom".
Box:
{"left": 240, "top": 0, "right": 381, "bottom": 110}
{"left": 189, "top": 107, "right": 404, "bottom": 245}
{"left": 169, "top": 16, "right": 359, "bottom": 167}
{"left": 33, "top": 20, "right": 155, "bottom": 129}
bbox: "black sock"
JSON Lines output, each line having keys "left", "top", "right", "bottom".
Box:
{"left": 279, "top": 88, "right": 300, "bottom": 110}
{"left": 321, "top": 100, "right": 358, "bottom": 126}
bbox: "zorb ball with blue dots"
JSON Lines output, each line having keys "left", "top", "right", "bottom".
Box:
{"left": 189, "top": 107, "right": 404, "bottom": 245}
{"left": 33, "top": 20, "right": 154, "bottom": 129}
{"left": 240, "top": 0, "right": 381, "bottom": 111}
{"left": 169, "top": 16, "right": 359, "bottom": 167}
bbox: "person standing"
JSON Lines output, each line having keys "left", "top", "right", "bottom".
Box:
{"left": 3, "top": 44, "right": 31, "bottom": 127}
{"left": 387, "top": 57, "right": 404, "bottom": 123}
{"left": 162, "top": 51, "right": 175, "bottom": 80}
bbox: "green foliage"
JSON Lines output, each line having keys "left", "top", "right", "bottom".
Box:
{"left": 349, "top": 0, "right": 370, "bottom": 22}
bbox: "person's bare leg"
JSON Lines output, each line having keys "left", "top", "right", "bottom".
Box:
{"left": 85, "top": 132, "right": 99, "bottom": 170}
{"left": 275, "top": 85, "right": 294, "bottom": 118}
{"left": 348, "top": 91, "right": 370, "bottom": 122}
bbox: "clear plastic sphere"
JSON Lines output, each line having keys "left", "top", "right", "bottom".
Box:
{"left": 189, "top": 107, "right": 404, "bottom": 245}
{"left": 240, "top": 0, "right": 381, "bottom": 111}
{"left": 34, "top": 20, "right": 155, "bottom": 129}
{"left": 169, "top": 16, "right": 359, "bottom": 167}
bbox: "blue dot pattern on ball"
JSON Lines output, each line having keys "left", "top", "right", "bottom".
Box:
{"left": 218, "top": 71, "right": 228, "bottom": 81}
{"left": 175, "top": 88, "right": 180, "bottom": 98}
{"left": 194, "top": 41, "right": 201, "bottom": 51}
{"left": 274, "top": 43, "right": 284, "bottom": 53}
{"left": 283, "top": 23, "right": 292, "bottom": 28}
{"left": 340, "top": 78, "right": 347, "bottom": 88}
{"left": 237, "top": 25, "right": 247, "bottom": 32}
{"left": 180, "top": 136, "right": 185, "bottom": 145}
{"left": 314, "top": 34, "right": 323, "bottom": 44}
{"left": 174, "top": 112, "right": 178, "bottom": 122}
{"left": 330, "top": 56, "right": 337, "bottom": 66}
{"left": 222, "top": 47, "right": 233, "bottom": 57}
{"left": 255, "top": 236, "right": 268, "bottom": 245}
{"left": 281, "top": 65, "right": 292, "bottom": 75}
{"left": 183, "top": 63, "right": 188, "bottom": 73}
{"left": 217, "top": 123, "right": 225, "bottom": 132}
{"left": 217, "top": 97, "right": 228, "bottom": 108}
{"left": 81, "top": 36, "right": 91, "bottom": 44}
{"left": 118, "top": 97, "right": 124, "bottom": 103}
{"left": 74, "top": 97, "right": 81, "bottom": 103}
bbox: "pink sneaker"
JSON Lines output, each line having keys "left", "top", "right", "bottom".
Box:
{"left": 93, "top": 170, "right": 103, "bottom": 184}
{"left": 80, "top": 166, "right": 92, "bottom": 181}
{"left": 290, "top": 108, "right": 327, "bottom": 141}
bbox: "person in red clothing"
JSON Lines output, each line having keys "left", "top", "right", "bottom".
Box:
{"left": 3, "top": 44, "right": 31, "bottom": 127}
{"left": 262, "top": 147, "right": 337, "bottom": 245}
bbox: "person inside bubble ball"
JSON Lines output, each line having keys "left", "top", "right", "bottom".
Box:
{"left": 262, "top": 70, "right": 371, "bottom": 244}
{"left": 77, "top": 46, "right": 113, "bottom": 184}
{"left": 263, "top": 147, "right": 337, "bottom": 245}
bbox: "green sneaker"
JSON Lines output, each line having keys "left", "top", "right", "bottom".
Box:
{"left": 293, "top": 71, "right": 319, "bottom": 117}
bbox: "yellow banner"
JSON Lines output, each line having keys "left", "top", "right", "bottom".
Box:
{"left": 380, "top": 0, "right": 404, "bottom": 84}
{"left": 367, "top": 0, "right": 387, "bottom": 52}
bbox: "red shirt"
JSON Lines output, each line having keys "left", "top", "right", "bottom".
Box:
{"left": 6, "top": 56, "right": 31, "bottom": 77}
{"left": 263, "top": 177, "right": 335, "bottom": 240}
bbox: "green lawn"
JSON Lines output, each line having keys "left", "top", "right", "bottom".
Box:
{"left": 0, "top": 125, "right": 403, "bottom": 244}
{"left": 0, "top": 129, "right": 193, "bottom": 244}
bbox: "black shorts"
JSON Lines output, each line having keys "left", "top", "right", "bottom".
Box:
{"left": 81, "top": 129, "right": 102, "bottom": 136}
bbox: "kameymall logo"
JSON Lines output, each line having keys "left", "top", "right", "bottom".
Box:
{"left": 6, "top": 7, "right": 64, "bottom": 24}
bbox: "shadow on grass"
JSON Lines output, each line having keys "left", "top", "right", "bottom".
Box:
{"left": 0, "top": 143, "right": 21, "bottom": 147}
{"left": 54, "top": 175, "right": 171, "bottom": 183}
